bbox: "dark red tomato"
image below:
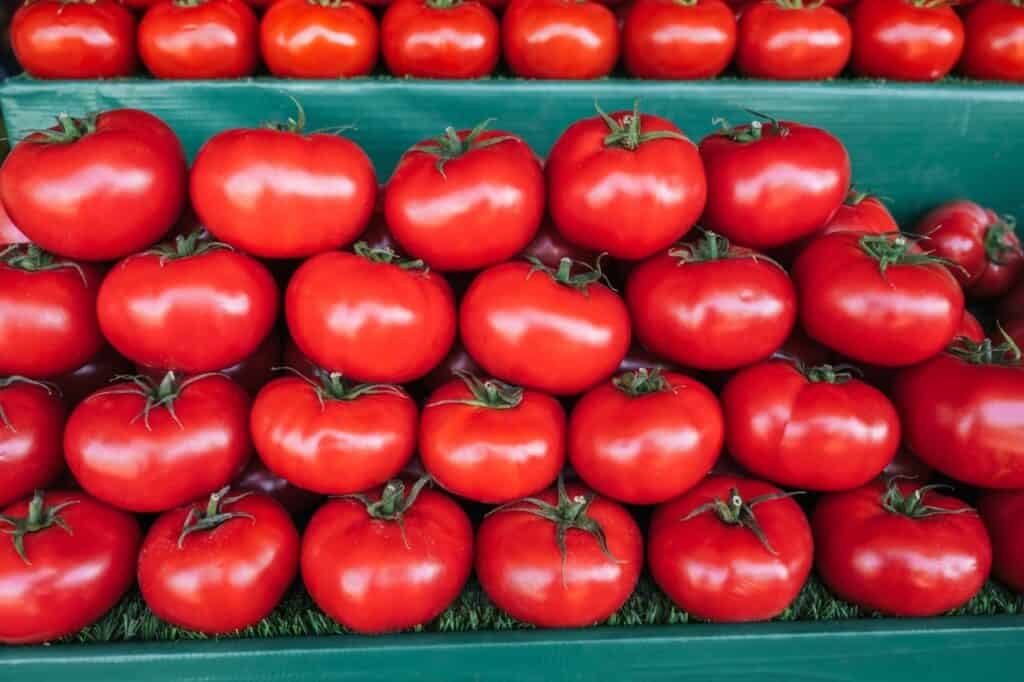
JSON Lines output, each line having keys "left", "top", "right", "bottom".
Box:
{"left": 282, "top": 337, "right": 322, "bottom": 378}
{"left": 302, "top": 479, "right": 473, "bottom": 634}
{"left": 649, "top": 476, "right": 812, "bottom": 622}
{"left": 233, "top": 458, "right": 323, "bottom": 518}
{"left": 851, "top": 0, "right": 964, "bottom": 81}
{"left": 382, "top": 0, "right": 500, "bottom": 78}
{"left": 622, "top": 0, "right": 736, "bottom": 79}
{"left": 385, "top": 122, "right": 543, "bottom": 271}
{"left": 820, "top": 191, "right": 898, "bottom": 235}
{"left": 64, "top": 372, "right": 251, "bottom": 512}
{"left": 0, "top": 109, "right": 187, "bottom": 262}
{"left": 997, "top": 273, "right": 1024, "bottom": 321}
{"left": 960, "top": 0, "right": 1024, "bottom": 81}
{"left": 699, "top": 118, "right": 851, "bottom": 249}
{"left": 11, "top": 0, "right": 137, "bottom": 79}
{"left": 138, "top": 488, "right": 299, "bottom": 634}
{"left": 287, "top": 247, "right": 456, "bottom": 383}
{"left": 722, "top": 359, "right": 900, "bottom": 491}
{"left": 0, "top": 246, "right": 103, "bottom": 378}
{"left": 794, "top": 232, "right": 964, "bottom": 366}
{"left": 883, "top": 449, "right": 933, "bottom": 481}
{"left": 616, "top": 345, "right": 677, "bottom": 373}
{"left": 0, "top": 378, "right": 64, "bottom": 508}
{"left": 0, "top": 200, "right": 29, "bottom": 246}
{"left": 0, "top": 491, "right": 140, "bottom": 644}
{"left": 957, "top": 309, "right": 986, "bottom": 342}
{"left": 814, "top": 479, "right": 991, "bottom": 616}
{"left": 139, "top": 0, "right": 258, "bottom": 79}
{"left": 503, "top": 0, "right": 620, "bottom": 79}
{"left": 776, "top": 327, "right": 834, "bottom": 366}
{"left": 136, "top": 332, "right": 282, "bottom": 397}
{"left": 476, "top": 481, "right": 643, "bottom": 627}
{"left": 460, "top": 259, "right": 631, "bottom": 395}
{"left": 53, "top": 345, "right": 134, "bottom": 407}
{"left": 736, "top": 1, "right": 851, "bottom": 80}
{"left": 546, "top": 103, "right": 707, "bottom": 260}
{"left": 420, "top": 374, "right": 565, "bottom": 503}
{"left": 626, "top": 232, "right": 797, "bottom": 371}
{"left": 570, "top": 369, "right": 723, "bottom": 505}
{"left": 421, "top": 343, "right": 483, "bottom": 392}
{"left": 261, "top": 0, "right": 379, "bottom": 78}
{"left": 978, "top": 490, "right": 1024, "bottom": 593}
{"left": 1001, "top": 316, "right": 1024, "bottom": 349}
{"left": 519, "top": 219, "right": 596, "bottom": 269}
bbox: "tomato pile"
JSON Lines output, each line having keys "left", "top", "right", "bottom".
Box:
{"left": 10, "top": 0, "right": 1024, "bottom": 83}
{"left": 1, "top": 101, "right": 1023, "bottom": 645}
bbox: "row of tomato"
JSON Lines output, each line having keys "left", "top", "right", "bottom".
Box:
{"left": 11, "top": 0, "right": 1024, "bottom": 83}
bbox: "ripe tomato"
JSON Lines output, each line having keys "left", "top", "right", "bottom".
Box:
{"left": 814, "top": 479, "right": 991, "bottom": 616}
{"left": 0, "top": 378, "right": 64, "bottom": 508}
{"left": 385, "top": 121, "right": 543, "bottom": 271}
{"left": 53, "top": 345, "right": 134, "bottom": 407}
{"left": 699, "top": 117, "right": 850, "bottom": 249}
{"left": 138, "top": 0, "right": 259, "bottom": 78}
{"left": 622, "top": 0, "right": 736, "bottom": 79}
{"left": 234, "top": 458, "right": 323, "bottom": 518}
{"left": 546, "top": 103, "right": 707, "bottom": 260}
{"left": 382, "top": 0, "right": 500, "bottom": 78}
{"left": 210, "top": 332, "right": 282, "bottom": 396}
{"left": 997, "top": 273, "right": 1024, "bottom": 321}
{"left": 736, "top": 1, "right": 851, "bottom": 80}
{"left": 0, "top": 109, "right": 187, "bottom": 262}
{"left": 65, "top": 372, "right": 251, "bottom": 512}
{"left": 0, "top": 200, "right": 29, "bottom": 246}
{"left": 261, "top": 0, "right": 378, "bottom": 78}
{"left": 421, "top": 343, "right": 483, "bottom": 392}
{"left": 850, "top": 0, "right": 964, "bottom": 81}
{"left": 649, "top": 476, "right": 812, "bottom": 622}
{"left": 957, "top": 309, "right": 986, "bottom": 342}
{"left": 794, "top": 232, "right": 964, "bottom": 366}
{"left": 626, "top": 232, "right": 797, "bottom": 371}
{"left": 519, "top": 220, "right": 595, "bottom": 269}
{"left": 476, "top": 480, "right": 643, "bottom": 627}
{"left": 820, "top": 191, "right": 898, "bottom": 235}
{"left": 503, "top": 0, "right": 620, "bottom": 79}
{"left": 460, "top": 259, "right": 631, "bottom": 395}
{"left": 303, "top": 478, "right": 473, "bottom": 634}
{"left": 138, "top": 488, "right": 299, "bottom": 634}
{"left": 0, "top": 491, "right": 140, "bottom": 644}
{"left": 11, "top": 0, "right": 137, "bottom": 79}
{"left": 960, "top": 0, "right": 1024, "bottom": 81}
{"left": 978, "top": 490, "right": 1024, "bottom": 593}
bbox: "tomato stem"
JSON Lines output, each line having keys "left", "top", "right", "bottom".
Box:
{"left": 0, "top": 244, "right": 89, "bottom": 286}
{"left": 681, "top": 487, "right": 803, "bottom": 555}
{"left": 89, "top": 371, "right": 222, "bottom": 431}
{"left": 27, "top": 112, "right": 96, "bottom": 145}
{"left": 177, "top": 487, "right": 255, "bottom": 548}
{"left": 425, "top": 0, "right": 463, "bottom": 8}
{"left": 352, "top": 241, "right": 428, "bottom": 271}
{"left": 0, "top": 376, "right": 58, "bottom": 432}
{"left": 427, "top": 370, "right": 523, "bottom": 410}
{"left": 0, "top": 491, "right": 79, "bottom": 564}
{"left": 858, "top": 233, "right": 959, "bottom": 275}
{"left": 948, "top": 326, "right": 1022, "bottom": 367}
{"left": 140, "top": 229, "right": 233, "bottom": 265}
{"left": 525, "top": 254, "right": 613, "bottom": 294}
{"left": 983, "top": 216, "right": 1020, "bottom": 265}
{"left": 791, "top": 360, "right": 861, "bottom": 385}
{"left": 274, "top": 366, "right": 406, "bottom": 409}
{"left": 596, "top": 100, "right": 687, "bottom": 151}
{"left": 668, "top": 230, "right": 784, "bottom": 270}
{"left": 264, "top": 96, "right": 308, "bottom": 134}
{"left": 612, "top": 368, "right": 674, "bottom": 397}
{"left": 336, "top": 477, "right": 432, "bottom": 549}
{"left": 411, "top": 119, "right": 515, "bottom": 177}
{"left": 712, "top": 109, "right": 788, "bottom": 144}
{"left": 880, "top": 477, "right": 975, "bottom": 519}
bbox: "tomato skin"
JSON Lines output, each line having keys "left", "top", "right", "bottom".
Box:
{"left": 261, "top": 0, "right": 378, "bottom": 78}
{"left": 138, "top": 493, "right": 300, "bottom": 635}
{"left": 736, "top": 1, "right": 851, "bottom": 80}
{"left": 814, "top": 481, "right": 991, "bottom": 617}
{"left": 520, "top": 220, "right": 597, "bottom": 269}
{"left": 997, "top": 274, "right": 1024, "bottom": 321}
{"left": 978, "top": 490, "right": 1024, "bottom": 593}
{"left": 957, "top": 309, "right": 986, "bottom": 343}
{"left": 0, "top": 491, "right": 141, "bottom": 645}
{"left": 851, "top": 0, "right": 964, "bottom": 81}
{"left": 820, "top": 193, "right": 897, "bottom": 236}
{"left": 960, "top": 0, "right": 1024, "bottom": 81}
{"left": 0, "top": 201, "right": 29, "bottom": 246}
{"left": 622, "top": 0, "right": 736, "bottom": 79}
{"left": 233, "top": 458, "right": 323, "bottom": 518}
{"left": 382, "top": 0, "right": 499, "bottom": 78}
{"left": 0, "top": 382, "right": 65, "bottom": 508}
{"left": 139, "top": 0, "right": 259, "bottom": 79}
{"left": 503, "top": 0, "right": 620, "bottom": 79}
{"left": 54, "top": 345, "right": 135, "bottom": 406}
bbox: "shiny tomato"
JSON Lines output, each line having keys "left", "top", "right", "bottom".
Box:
{"left": 0, "top": 378, "right": 64, "bottom": 508}
{"left": 503, "top": 0, "right": 620, "bottom": 79}
{"left": 261, "top": 0, "right": 379, "bottom": 77}
{"left": 138, "top": 488, "right": 299, "bottom": 634}
{"left": 233, "top": 458, "right": 323, "bottom": 518}
{"left": 53, "top": 345, "right": 134, "bottom": 406}
{"left": 546, "top": 103, "right": 707, "bottom": 260}
{"left": 851, "top": 0, "right": 964, "bottom": 81}
{"left": 957, "top": 309, "right": 986, "bottom": 342}
{"left": 382, "top": 0, "right": 500, "bottom": 78}
{"left": 0, "top": 491, "right": 140, "bottom": 644}
{"left": 0, "top": 109, "right": 186, "bottom": 262}
{"left": 960, "top": 0, "right": 1024, "bottom": 81}
{"left": 978, "top": 489, "right": 1024, "bottom": 593}
{"left": 820, "top": 191, "right": 898, "bottom": 235}
{"left": 0, "top": 201, "right": 28, "bottom": 246}
{"left": 139, "top": 0, "right": 258, "bottom": 78}
{"left": 622, "top": 0, "right": 736, "bottom": 79}
{"left": 520, "top": 220, "right": 596, "bottom": 268}
{"left": 476, "top": 480, "right": 643, "bottom": 627}
{"left": 814, "top": 479, "right": 991, "bottom": 616}
{"left": 736, "top": 1, "right": 851, "bottom": 80}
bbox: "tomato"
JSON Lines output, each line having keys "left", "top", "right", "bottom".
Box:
{"left": 0, "top": 491, "right": 140, "bottom": 644}
{"left": 65, "top": 372, "right": 251, "bottom": 512}
{"left": 385, "top": 121, "right": 543, "bottom": 271}
{"left": 0, "top": 246, "right": 103, "bottom": 378}
{"left": 649, "top": 476, "right": 812, "bottom": 622}
{"left": 546, "top": 103, "right": 707, "bottom": 260}
{"left": 957, "top": 309, "right": 986, "bottom": 342}
{"left": 138, "top": 488, "right": 299, "bottom": 634}
{"left": 261, "top": 0, "right": 378, "bottom": 78}
{"left": 794, "top": 232, "right": 964, "bottom": 366}
{"left": 0, "top": 378, "right": 64, "bottom": 508}
{"left": 978, "top": 490, "right": 1024, "bottom": 593}
{"left": 476, "top": 480, "right": 643, "bottom": 627}
{"left": 460, "top": 259, "right": 631, "bottom": 395}
{"left": 234, "top": 458, "right": 322, "bottom": 518}
{"left": 382, "top": 0, "right": 499, "bottom": 78}
{"left": 503, "top": 0, "right": 619, "bottom": 79}
{"left": 626, "top": 232, "right": 797, "bottom": 371}
{"left": 820, "top": 191, "right": 898, "bottom": 236}
{"left": 814, "top": 479, "right": 991, "bottom": 616}
{"left": 11, "top": 0, "right": 136, "bottom": 79}
{"left": 960, "top": 0, "right": 1024, "bottom": 81}
{"left": 303, "top": 478, "right": 473, "bottom": 634}
{"left": 0, "top": 201, "right": 29, "bottom": 247}
{"left": 1, "top": 109, "right": 187, "bottom": 262}
{"left": 520, "top": 219, "right": 596, "bottom": 268}
{"left": 850, "top": 0, "right": 964, "bottom": 81}
{"left": 997, "top": 272, "right": 1024, "bottom": 321}
{"left": 216, "top": 332, "right": 282, "bottom": 396}
{"left": 54, "top": 345, "right": 134, "bottom": 406}
{"left": 736, "top": 1, "right": 851, "bottom": 80}
{"left": 622, "top": 0, "right": 736, "bottom": 79}
{"left": 139, "top": 0, "right": 258, "bottom": 78}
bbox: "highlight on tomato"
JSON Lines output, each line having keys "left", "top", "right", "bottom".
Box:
{"left": 138, "top": 0, "right": 259, "bottom": 79}
{"left": 502, "top": 0, "right": 620, "bottom": 79}
{"left": 381, "top": 0, "right": 500, "bottom": 79}
{"left": 0, "top": 377, "right": 65, "bottom": 507}
{"left": 735, "top": 0, "right": 852, "bottom": 81}
{"left": 622, "top": 0, "right": 737, "bottom": 80}
{"left": 260, "top": 0, "right": 379, "bottom": 78}
{"left": 850, "top": 0, "right": 965, "bottom": 81}
{"left": 960, "top": 0, "right": 1024, "bottom": 82}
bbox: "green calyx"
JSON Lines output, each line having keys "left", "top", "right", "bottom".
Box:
{"left": 173, "top": 0, "right": 209, "bottom": 9}
{"left": 0, "top": 491, "right": 78, "bottom": 564}
{"left": 412, "top": 119, "right": 514, "bottom": 177}
{"left": 525, "top": 254, "right": 613, "bottom": 294}
{"left": 798, "top": 362, "right": 860, "bottom": 385}
{"left": 983, "top": 216, "right": 1020, "bottom": 265}
{"left": 277, "top": 366, "right": 406, "bottom": 409}
{"left": 141, "top": 230, "right": 232, "bottom": 265}
{"left": 306, "top": 0, "right": 348, "bottom": 6}
{"left": 353, "top": 241, "right": 428, "bottom": 271}
{"left": 265, "top": 96, "right": 307, "bottom": 134}
{"left": 668, "top": 230, "right": 783, "bottom": 270}
{"left": 425, "top": 0, "right": 462, "bottom": 8}
{"left": 29, "top": 112, "right": 96, "bottom": 145}
{"left": 428, "top": 370, "right": 523, "bottom": 410}
{"left": 713, "top": 109, "right": 788, "bottom": 144}
{"left": 177, "top": 487, "right": 254, "bottom": 549}
{"left": 880, "top": 477, "right": 974, "bottom": 519}
{"left": 906, "top": 0, "right": 954, "bottom": 8}
{"left": 948, "top": 326, "right": 1022, "bottom": 367}
{"left": 0, "top": 244, "right": 88, "bottom": 286}
{"left": 596, "top": 100, "right": 687, "bottom": 152}
{"left": 337, "top": 477, "right": 432, "bottom": 549}
{"left": 858, "top": 233, "right": 956, "bottom": 275}
{"left": 0, "top": 376, "right": 59, "bottom": 432}
{"left": 88, "top": 371, "right": 216, "bottom": 431}
{"left": 773, "top": 0, "right": 825, "bottom": 8}
{"left": 682, "top": 487, "right": 802, "bottom": 555}
{"left": 613, "top": 368, "right": 674, "bottom": 397}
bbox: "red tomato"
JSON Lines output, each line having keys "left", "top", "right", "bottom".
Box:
{"left": 382, "top": 0, "right": 499, "bottom": 78}
{"left": 0, "top": 109, "right": 186, "bottom": 262}
{"left": 460, "top": 259, "right": 631, "bottom": 395}
{"left": 699, "top": 118, "right": 851, "bottom": 249}
{"left": 0, "top": 378, "right": 64, "bottom": 508}
{"left": 53, "top": 345, "right": 134, "bottom": 407}
{"left": 794, "top": 232, "right": 964, "bottom": 366}
{"left": 626, "top": 232, "right": 797, "bottom": 371}
{"left": 957, "top": 309, "right": 986, "bottom": 342}
{"left": 622, "top": 0, "right": 736, "bottom": 79}
{"left": 1001, "top": 316, "right": 1024, "bottom": 349}
{"left": 546, "top": 103, "right": 707, "bottom": 260}
{"left": 123, "top": 0, "right": 163, "bottom": 7}
{"left": 649, "top": 476, "right": 812, "bottom": 622}
{"left": 233, "top": 458, "right": 323, "bottom": 518}
{"left": 851, "top": 0, "right": 964, "bottom": 81}
{"left": 978, "top": 489, "right": 1024, "bottom": 593}
{"left": 997, "top": 273, "right": 1024, "bottom": 321}
{"left": 261, "top": 0, "right": 379, "bottom": 78}
{"left": 0, "top": 491, "right": 140, "bottom": 644}
{"left": 385, "top": 122, "right": 543, "bottom": 271}
{"left": 520, "top": 219, "right": 596, "bottom": 269}
{"left": 64, "top": 372, "right": 251, "bottom": 512}
{"left": 736, "top": 1, "right": 851, "bottom": 80}
{"left": 139, "top": 0, "right": 258, "bottom": 78}
{"left": 503, "top": 0, "right": 620, "bottom": 79}
{"left": 302, "top": 479, "right": 473, "bottom": 634}
{"left": 476, "top": 480, "right": 643, "bottom": 627}
{"left": 820, "top": 191, "right": 898, "bottom": 235}
{"left": 960, "top": 0, "right": 1024, "bottom": 81}
{"left": 814, "top": 479, "right": 991, "bottom": 616}
{"left": 569, "top": 369, "right": 722, "bottom": 505}
{"left": 215, "top": 332, "right": 282, "bottom": 396}
{"left": 0, "top": 200, "right": 29, "bottom": 246}
{"left": 420, "top": 343, "right": 483, "bottom": 392}
{"left": 776, "top": 327, "right": 834, "bottom": 366}
{"left": 11, "top": 0, "right": 137, "bottom": 79}
{"left": 0, "top": 246, "right": 103, "bottom": 378}
{"left": 138, "top": 488, "right": 299, "bottom": 634}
